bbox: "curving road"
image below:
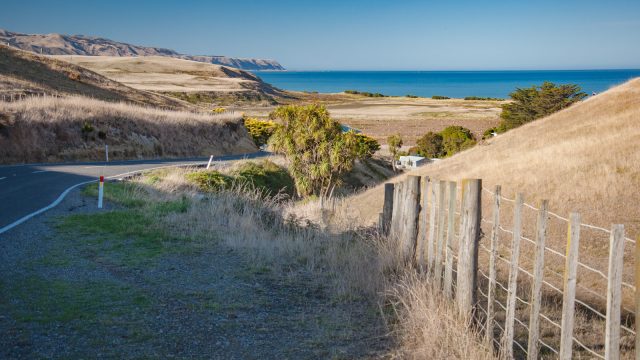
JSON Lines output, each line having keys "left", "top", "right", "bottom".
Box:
{"left": 0, "top": 152, "right": 269, "bottom": 234}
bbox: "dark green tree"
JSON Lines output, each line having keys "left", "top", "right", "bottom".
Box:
{"left": 499, "top": 81, "right": 587, "bottom": 131}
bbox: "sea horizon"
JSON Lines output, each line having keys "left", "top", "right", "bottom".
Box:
{"left": 255, "top": 69, "right": 640, "bottom": 98}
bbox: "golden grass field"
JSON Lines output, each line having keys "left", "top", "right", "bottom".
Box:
{"left": 50, "top": 55, "right": 264, "bottom": 93}
{"left": 0, "top": 96, "right": 256, "bottom": 164}
{"left": 241, "top": 95, "right": 504, "bottom": 148}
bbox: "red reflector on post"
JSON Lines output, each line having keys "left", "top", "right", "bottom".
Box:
{"left": 99, "top": 176, "right": 104, "bottom": 182}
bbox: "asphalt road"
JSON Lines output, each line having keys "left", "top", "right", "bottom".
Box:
{"left": 0, "top": 152, "right": 268, "bottom": 233}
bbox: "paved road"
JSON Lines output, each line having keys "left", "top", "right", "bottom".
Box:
{"left": 0, "top": 152, "right": 268, "bottom": 232}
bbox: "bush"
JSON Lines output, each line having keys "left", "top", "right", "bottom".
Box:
{"left": 482, "top": 127, "right": 498, "bottom": 140}
{"left": 415, "top": 131, "right": 444, "bottom": 158}
{"left": 499, "top": 81, "right": 587, "bottom": 132}
{"left": 233, "top": 160, "right": 295, "bottom": 197}
{"left": 440, "top": 126, "right": 476, "bottom": 156}
{"left": 244, "top": 117, "right": 277, "bottom": 147}
{"left": 406, "top": 94, "right": 419, "bottom": 98}
{"left": 345, "top": 90, "right": 386, "bottom": 97}
{"left": 431, "top": 95, "right": 450, "bottom": 100}
{"left": 464, "top": 96, "right": 503, "bottom": 101}
{"left": 353, "top": 133, "right": 380, "bottom": 159}
{"left": 186, "top": 160, "right": 294, "bottom": 197}
{"left": 186, "top": 170, "right": 232, "bottom": 192}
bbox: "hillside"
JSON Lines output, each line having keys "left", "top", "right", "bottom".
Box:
{"left": 0, "top": 45, "right": 190, "bottom": 109}
{"left": 0, "top": 28, "right": 284, "bottom": 71}
{"left": 348, "top": 78, "right": 640, "bottom": 236}
{"left": 0, "top": 96, "right": 257, "bottom": 164}
{"left": 49, "top": 55, "right": 283, "bottom": 95}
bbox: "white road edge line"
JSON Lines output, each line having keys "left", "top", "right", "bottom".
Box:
{"left": 32, "top": 170, "right": 48, "bottom": 173}
{"left": 0, "top": 162, "right": 204, "bottom": 235}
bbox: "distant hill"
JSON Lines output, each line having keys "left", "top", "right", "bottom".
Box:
{"left": 0, "top": 45, "right": 190, "bottom": 109}
{"left": 49, "top": 55, "right": 281, "bottom": 94}
{"left": 0, "top": 28, "right": 285, "bottom": 71}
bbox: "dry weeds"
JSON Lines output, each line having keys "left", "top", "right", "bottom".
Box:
{"left": 137, "top": 168, "right": 497, "bottom": 359}
{"left": 0, "top": 95, "right": 257, "bottom": 163}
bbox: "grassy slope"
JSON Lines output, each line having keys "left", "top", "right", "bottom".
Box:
{"left": 349, "top": 77, "right": 640, "bottom": 235}
{"left": 50, "top": 55, "right": 289, "bottom": 105}
{"left": 0, "top": 45, "right": 189, "bottom": 109}
{"left": 0, "top": 96, "right": 257, "bottom": 163}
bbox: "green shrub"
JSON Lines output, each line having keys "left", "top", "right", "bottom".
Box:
{"left": 406, "top": 94, "right": 419, "bottom": 98}
{"left": 431, "top": 95, "right": 450, "bottom": 100}
{"left": 482, "top": 127, "right": 498, "bottom": 140}
{"left": 232, "top": 160, "right": 295, "bottom": 197}
{"left": 244, "top": 117, "right": 277, "bottom": 147}
{"left": 352, "top": 133, "right": 380, "bottom": 159}
{"left": 185, "top": 170, "right": 232, "bottom": 192}
{"left": 344, "top": 90, "right": 386, "bottom": 97}
{"left": 415, "top": 131, "right": 444, "bottom": 158}
{"left": 440, "top": 126, "right": 476, "bottom": 156}
{"left": 464, "top": 96, "right": 503, "bottom": 101}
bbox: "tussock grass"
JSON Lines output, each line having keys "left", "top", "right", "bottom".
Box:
{"left": 124, "top": 169, "right": 496, "bottom": 359}
{"left": 0, "top": 95, "right": 257, "bottom": 163}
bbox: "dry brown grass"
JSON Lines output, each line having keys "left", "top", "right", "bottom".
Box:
{"left": 0, "top": 45, "right": 190, "bottom": 109}
{"left": 240, "top": 95, "right": 503, "bottom": 147}
{"left": 349, "top": 77, "right": 640, "bottom": 237}
{"left": 0, "top": 95, "right": 257, "bottom": 164}
{"left": 51, "top": 55, "right": 263, "bottom": 92}
{"left": 337, "top": 77, "right": 640, "bottom": 357}
{"left": 134, "top": 168, "right": 497, "bottom": 359}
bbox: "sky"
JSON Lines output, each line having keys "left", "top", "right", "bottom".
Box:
{"left": 1, "top": 0, "right": 639, "bottom": 70}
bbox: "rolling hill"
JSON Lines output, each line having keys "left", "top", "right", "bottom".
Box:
{"left": 49, "top": 55, "right": 284, "bottom": 95}
{"left": 0, "top": 45, "right": 189, "bottom": 109}
{"left": 0, "top": 28, "right": 284, "bottom": 71}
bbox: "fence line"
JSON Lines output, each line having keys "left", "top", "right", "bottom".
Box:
{"left": 383, "top": 177, "right": 636, "bottom": 359}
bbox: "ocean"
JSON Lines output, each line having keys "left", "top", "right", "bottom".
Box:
{"left": 254, "top": 70, "right": 640, "bottom": 99}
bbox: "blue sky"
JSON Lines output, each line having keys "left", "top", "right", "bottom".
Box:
{"left": 1, "top": 0, "right": 639, "bottom": 70}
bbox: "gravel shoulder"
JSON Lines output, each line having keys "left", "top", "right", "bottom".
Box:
{"left": 0, "top": 187, "right": 389, "bottom": 359}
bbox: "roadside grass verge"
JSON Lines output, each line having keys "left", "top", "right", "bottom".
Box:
{"left": 12, "top": 167, "right": 495, "bottom": 359}
{"left": 123, "top": 168, "right": 497, "bottom": 359}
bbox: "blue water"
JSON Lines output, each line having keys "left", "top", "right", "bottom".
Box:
{"left": 254, "top": 70, "right": 640, "bottom": 99}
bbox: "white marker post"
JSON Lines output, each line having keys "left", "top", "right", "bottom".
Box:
{"left": 105, "top": 145, "right": 109, "bottom": 162}
{"left": 206, "top": 155, "right": 214, "bottom": 169}
{"left": 98, "top": 176, "right": 104, "bottom": 209}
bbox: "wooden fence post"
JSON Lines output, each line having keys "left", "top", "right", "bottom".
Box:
{"left": 559, "top": 213, "right": 581, "bottom": 360}
{"left": 444, "top": 181, "right": 457, "bottom": 298}
{"left": 427, "top": 178, "right": 438, "bottom": 273}
{"left": 382, "top": 183, "right": 395, "bottom": 235}
{"left": 455, "top": 179, "right": 481, "bottom": 317}
{"left": 605, "top": 224, "right": 625, "bottom": 360}
{"left": 400, "top": 176, "right": 421, "bottom": 263}
{"left": 389, "top": 181, "right": 403, "bottom": 241}
{"left": 435, "top": 180, "right": 447, "bottom": 283}
{"left": 527, "top": 200, "right": 549, "bottom": 360}
{"left": 502, "top": 193, "right": 524, "bottom": 359}
{"left": 417, "top": 177, "right": 430, "bottom": 270}
{"left": 636, "top": 235, "right": 640, "bottom": 360}
{"left": 485, "top": 185, "right": 501, "bottom": 347}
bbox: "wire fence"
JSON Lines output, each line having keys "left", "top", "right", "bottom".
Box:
{"left": 380, "top": 176, "right": 636, "bottom": 359}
